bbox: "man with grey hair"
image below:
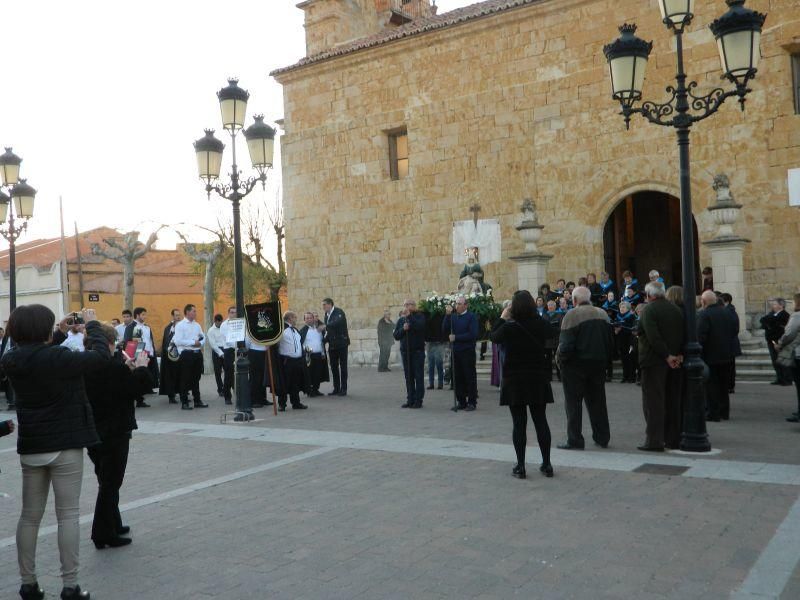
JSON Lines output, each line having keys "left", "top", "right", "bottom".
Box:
{"left": 443, "top": 294, "right": 479, "bottom": 411}
{"left": 698, "top": 290, "right": 738, "bottom": 421}
{"left": 637, "top": 281, "right": 684, "bottom": 451}
{"left": 277, "top": 310, "right": 308, "bottom": 411}
{"left": 761, "top": 298, "right": 792, "bottom": 386}
{"left": 556, "top": 286, "right": 614, "bottom": 449}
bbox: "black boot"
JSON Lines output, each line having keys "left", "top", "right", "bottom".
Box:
{"left": 19, "top": 583, "right": 44, "bottom": 600}
{"left": 60, "top": 585, "right": 90, "bottom": 599}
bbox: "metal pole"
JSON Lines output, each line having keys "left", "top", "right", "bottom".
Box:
{"left": 230, "top": 130, "right": 252, "bottom": 419}
{"left": 8, "top": 208, "right": 16, "bottom": 311}
{"left": 673, "top": 29, "right": 710, "bottom": 452}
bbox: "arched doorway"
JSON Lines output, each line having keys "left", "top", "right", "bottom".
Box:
{"left": 602, "top": 191, "right": 699, "bottom": 290}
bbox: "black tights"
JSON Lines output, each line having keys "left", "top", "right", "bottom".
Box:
{"left": 509, "top": 403, "right": 551, "bottom": 468}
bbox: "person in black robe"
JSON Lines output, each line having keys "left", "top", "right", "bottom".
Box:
{"left": 299, "top": 312, "right": 329, "bottom": 397}
{"left": 159, "top": 308, "right": 182, "bottom": 404}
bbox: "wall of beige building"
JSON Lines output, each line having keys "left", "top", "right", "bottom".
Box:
{"left": 275, "top": 0, "right": 800, "bottom": 363}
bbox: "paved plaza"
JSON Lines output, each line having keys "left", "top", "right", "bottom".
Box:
{"left": 1, "top": 367, "right": 800, "bottom": 599}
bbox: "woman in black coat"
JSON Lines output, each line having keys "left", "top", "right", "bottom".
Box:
{"left": 83, "top": 324, "right": 152, "bottom": 550}
{"left": 2, "top": 305, "right": 109, "bottom": 600}
{"left": 489, "top": 290, "right": 555, "bottom": 479}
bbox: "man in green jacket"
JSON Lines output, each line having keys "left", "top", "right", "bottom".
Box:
{"left": 637, "top": 282, "right": 684, "bottom": 451}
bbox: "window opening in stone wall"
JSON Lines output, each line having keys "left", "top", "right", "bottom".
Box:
{"left": 389, "top": 130, "right": 409, "bottom": 180}
{"left": 793, "top": 54, "right": 800, "bottom": 115}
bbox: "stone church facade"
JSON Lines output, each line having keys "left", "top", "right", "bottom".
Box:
{"left": 273, "top": 0, "right": 800, "bottom": 363}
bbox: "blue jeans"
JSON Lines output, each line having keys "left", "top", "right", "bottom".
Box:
{"left": 427, "top": 343, "right": 445, "bottom": 387}
{"left": 402, "top": 349, "right": 426, "bottom": 404}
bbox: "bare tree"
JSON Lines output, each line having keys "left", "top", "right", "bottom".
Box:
{"left": 176, "top": 231, "right": 226, "bottom": 370}
{"left": 90, "top": 228, "right": 164, "bottom": 310}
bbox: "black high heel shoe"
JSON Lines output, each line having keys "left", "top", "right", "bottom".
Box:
{"left": 512, "top": 464, "right": 526, "bottom": 479}
{"left": 93, "top": 536, "right": 132, "bottom": 549}
{"left": 60, "top": 585, "right": 90, "bottom": 599}
{"left": 19, "top": 583, "right": 44, "bottom": 600}
{"left": 539, "top": 463, "right": 554, "bottom": 478}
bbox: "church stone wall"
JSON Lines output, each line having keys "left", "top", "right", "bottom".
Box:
{"left": 275, "top": 0, "right": 800, "bottom": 363}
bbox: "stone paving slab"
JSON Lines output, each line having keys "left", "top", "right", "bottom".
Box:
{"left": 0, "top": 447, "right": 794, "bottom": 599}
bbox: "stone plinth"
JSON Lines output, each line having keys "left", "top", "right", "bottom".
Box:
{"left": 703, "top": 237, "right": 750, "bottom": 334}
{"left": 510, "top": 252, "right": 553, "bottom": 295}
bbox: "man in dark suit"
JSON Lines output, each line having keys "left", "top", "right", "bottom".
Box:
{"left": 322, "top": 297, "right": 349, "bottom": 396}
{"left": 637, "top": 282, "right": 684, "bottom": 451}
{"left": 761, "top": 299, "right": 792, "bottom": 385}
{"left": 394, "top": 300, "right": 426, "bottom": 408}
{"left": 159, "top": 308, "right": 182, "bottom": 404}
{"left": 698, "top": 290, "right": 739, "bottom": 421}
{"left": 442, "top": 295, "right": 479, "bottom": 411}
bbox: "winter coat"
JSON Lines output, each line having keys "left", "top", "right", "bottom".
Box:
{"left": 0, "top": 320, "right": 110, "bottom": 454}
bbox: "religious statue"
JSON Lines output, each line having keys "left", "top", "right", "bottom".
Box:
{"left": 457, "top": 246, "right": 492, "bottom": 295}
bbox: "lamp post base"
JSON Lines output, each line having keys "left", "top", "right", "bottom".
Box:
{"left": 233, "top": 343, "right": 253, "bottom": 421}
{"left": 679, "top": 356, "right": 711, "bottom": 452}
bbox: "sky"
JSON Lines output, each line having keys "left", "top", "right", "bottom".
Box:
{"left": 1, "top": 0, "right": 475, "bottom": 254}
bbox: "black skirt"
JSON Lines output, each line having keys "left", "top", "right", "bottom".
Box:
{"left": 499, "top": 375, "right": 554, "bottom": 407}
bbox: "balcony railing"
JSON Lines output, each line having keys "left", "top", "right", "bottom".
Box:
{"left": 389, "top": 0, "right": 437, "bottom": 23}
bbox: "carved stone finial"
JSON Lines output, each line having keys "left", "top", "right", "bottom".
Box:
{"left": 520, "top": 198, "right": 539, "bottom": 225}
{"left": 712, "top": 173, "right": 735, "bottom": 205}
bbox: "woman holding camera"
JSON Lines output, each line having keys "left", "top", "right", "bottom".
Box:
{"left": 84, "top": 324, "right": 151, "bottom": 550}
{"left": 1, "top": 305, "right": 109, "bottom": 600}
{"left": 489, "top": 290, "right": 555, "bottom": 479}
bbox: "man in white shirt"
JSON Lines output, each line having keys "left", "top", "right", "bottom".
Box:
{"left": 61, "top": 324, "right": 85, "bottom": 352}
{"left": 217, "top": 306, "right": 238, "bottom": 405}
{"left": 174, "top": 304, "right": 207, "bottom": 409}
{"left": 206, "top": 313, "right": 226, "bottom": 398}
{"left": 115, "top": 309, "right": 133, "bottom": 343}
{"left": 299, "top": 312, "right": 328, "bottom": 397}
{"left": 124, "top": 307, "right": 158, "bottom": 407}
{"left": 277, "top": 311, "right": 307, "bottom": 411}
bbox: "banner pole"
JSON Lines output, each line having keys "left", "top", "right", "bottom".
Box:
{"left": 267, "top": 347, "right": 278, "bottom": 416}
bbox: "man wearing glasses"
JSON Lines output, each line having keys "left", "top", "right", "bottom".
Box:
{"left": 443, "top": 295, "right": 479, "bottom": 411}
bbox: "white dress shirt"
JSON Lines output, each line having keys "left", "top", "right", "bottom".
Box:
{"left": 304, "top": 326, "right": 324, "bottom": 354}
{"left": 246, "top": 334, "right": 266, "bottom": 353}
{"left": 279, "top": 325, "right": 303, "bottom": 358}
{"left": 218, "top": 319, "right": 238, "bottom": 350}
{"left": 174, "top": 318, "right": 205, "bottom": 353}
{"left": 132, "top": 321, "right": 155, "bottom": 354}
{"left": 206, "top": 324, "right": 226, "bottom": 357}
{"left": 61, "top": 331, "right": 85, "bottom": 352}
{"left": 115, "top": 323, "right": 127, "bottom": 342}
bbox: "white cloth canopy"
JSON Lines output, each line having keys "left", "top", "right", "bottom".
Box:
{"left": 452, "top": 218, "right": 501, "bottom": 265}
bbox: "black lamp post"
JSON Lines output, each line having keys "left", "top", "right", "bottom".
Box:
{"left": 194, "top": 79, "right": 276, "bottom": 420}
{"left": 0, "top": 147, "right": 36, "bottom": 312}
{"left": 603, "top": 0, "right": 766, "bottom": 452}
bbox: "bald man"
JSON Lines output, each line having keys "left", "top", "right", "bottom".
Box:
{"left": 697, "top": 290, "right": 738, "bottom": 421}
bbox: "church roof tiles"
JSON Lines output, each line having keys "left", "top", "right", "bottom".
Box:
{"left": 271, "top": 0, "right": 543, "bottom": 77}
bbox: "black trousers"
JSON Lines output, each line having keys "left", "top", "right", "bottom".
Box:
{"left": 706, "top": 361, "right": 733, "bottom": 420}
{"left": 279, "top": 356, "right": 305, "bottom": 408}
{"left": 329, "top": 347, "right": 348, "bottom": 392}
{"left": 87, "top": 437, "right": 130, "bottom": 542}
{"left": 793, "top": 359, "right": 800, "bottom": 414}
{"left": 617, "top": 332, "right": 635, "bottom": 382}
{"left": 561, "top": 363, "right": 610, "bottom": 447}
{"left": 453, "top": 348, "right": 478, "bottom": 407}
{"left": 249, "top": 350, "right": 267, "bottom": 406}
{"left": 509, "top": 403, "right": 551, "bottom": 467}
{"left": 212, "top": 351, "right": 224, "bottom": 394}
{"left": 401, "top": 349, "right": 426, "bottom": 404}
{"left": 222, "top": 348, "right": 235, "bottom": 401}
{"left": 178, "top": 351, "right": 203, "bottom": 404}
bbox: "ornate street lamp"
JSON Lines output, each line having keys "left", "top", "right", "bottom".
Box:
{"left": 0, "top": 148, "right": 37, "bottom": 311}
{"left": 603, "top": 0, "right": 766, "bottom": 452}
{"left": 193, "top": 79, "right": 277, "bottom": 421}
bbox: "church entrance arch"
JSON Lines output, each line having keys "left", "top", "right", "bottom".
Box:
{"left": 602, "top": 191, "right": 700, "bottom": 290}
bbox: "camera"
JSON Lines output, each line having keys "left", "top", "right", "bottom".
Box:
{"left": 73, "top": 312, "right": 85, "bottom": 325}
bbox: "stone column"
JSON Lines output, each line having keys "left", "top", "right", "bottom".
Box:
{"left": 509, "top": 199, "right": 552, "bottom": 294}
{"left": 702, "top": 174, "right": 750, "bottom": 338}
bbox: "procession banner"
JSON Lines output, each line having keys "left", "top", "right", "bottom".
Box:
{"left": 244, "top": 301, "right": 283, "bottom": 346}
